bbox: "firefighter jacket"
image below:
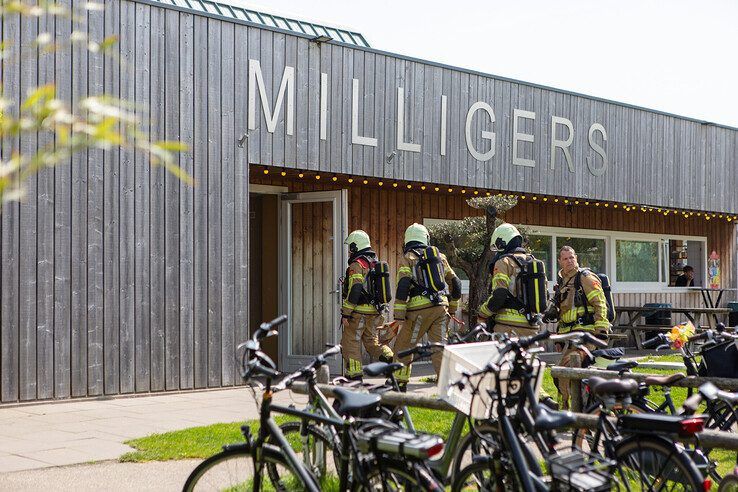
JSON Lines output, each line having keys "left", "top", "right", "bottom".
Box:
{"left": 478, "top": 250, "right": 530, "bottom": 328}
{"left": 556, "top": 267, "right": 610, "bottom": 335}
{"left": 393, "top": 249, "right": 461, "bottom": 320}
{"left": 341, "top": 257, "right": 379, "bottom": 317}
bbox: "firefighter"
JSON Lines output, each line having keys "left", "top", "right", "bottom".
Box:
{"left": 476, "top": 223, "right": 540, "bottom": 337}
{"left": 477, "top": 222, "right": 558, "bottom": 409}
{"left": 393, "top": 223, "right": 462, "bottom": 390}
{"left": 550, "top": 245, "right": 611, "bottom": 409}
{"left": 341, "top": 230, "right": 394, "bottom": 380}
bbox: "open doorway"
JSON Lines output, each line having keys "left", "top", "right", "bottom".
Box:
{"left": 249, "top": 186, "right": 283, "bottom": 363}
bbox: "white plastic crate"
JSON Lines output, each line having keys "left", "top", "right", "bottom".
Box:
{"left": 437, "top": 341, "right": 545, "bottom": 419}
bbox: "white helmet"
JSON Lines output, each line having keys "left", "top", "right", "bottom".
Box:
{"left": 490, "top": 223, "right": 521, "bottom": 250}
{"left": 404, "top": 223, "right": 430, "bottom": 246}
{"left": 344, "top": 230, "right": 371, "bottom": 253}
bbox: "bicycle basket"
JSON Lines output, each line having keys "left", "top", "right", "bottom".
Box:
{"left": 355, "top": 424, "right": 444, "bottom": 460}
{"left": 548, "top": 449, "right": 614, "bottom": 492}
{"left": 698, "top": 340, "right": 738, "bottom": 378}
{"left": 438, "top": 341, "right": 545, "bottom": 419}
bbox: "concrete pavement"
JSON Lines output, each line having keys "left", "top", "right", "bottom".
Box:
{"left": 0, "top": 365, "right": 436, "bottom": 475}
{"left": 0, "top": 387, "right": 307, "bottom": 473}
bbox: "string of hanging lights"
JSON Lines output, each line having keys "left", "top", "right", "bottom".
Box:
{"left": 255, "top": 166, "right": 738, "bottom": 222}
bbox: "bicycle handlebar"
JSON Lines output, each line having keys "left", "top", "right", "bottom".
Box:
{"left": 272, "top": 344, "right": 342, "bottom": 391}
{"left": 396, "top": 342, "right": 445, "bottom": 359}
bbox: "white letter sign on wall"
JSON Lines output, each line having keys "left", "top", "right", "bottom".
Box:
{"left": 248, "top": 59, "right": 295, "bottom": 135}
{"left": 465, "top": 101, "right": 496, "bottom": 162}
{"left": 351, "top": 79, "right": 377, "bottom": 147}
{"left": 550, "top": 116, "right": 574, "bottom": 171}
{"left": 512, "top": 109, "right": 536, "bottom": 167}
{"left": 587, "top": 123, "right": 609, "bottom": 176}
{"left": 320, "top": 73, "right": 328, "bottom": 141}
{"left": 396, "top": 87, "right": 421, "bottom": 153}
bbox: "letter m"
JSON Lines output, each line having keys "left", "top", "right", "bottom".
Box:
{"left": 248, "top": 59, "right": 294, "bottom": 135}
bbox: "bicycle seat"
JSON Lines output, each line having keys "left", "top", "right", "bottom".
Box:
{"left": 644, "top": 373, "right": 685, "bottom": 387}
{"left": 588, "top": 376, "right": 639, "bottom": 396}
{"left": 591, "top": 348, "right": 625, "bottom": 360}
{"left": 363, "top": 362, "right": 404, "bottom": 378}
{"left": 534, "top": 405, "right": 576, "bottom": 431}
{"left": 606, "top": 360, "right": 638, "bottom": 372}
{"left": 332, "top": 387, "right": 381, "bottom": 416}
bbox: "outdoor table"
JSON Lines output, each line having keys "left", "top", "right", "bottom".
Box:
{"left": 613, "top": 305, "right": 732, "bottom": 349}
{"left": 687, "top": 287, "right": 738, "bottom": 309}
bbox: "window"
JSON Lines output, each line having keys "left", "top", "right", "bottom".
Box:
{"left": 668, "top": 240, "right": 704, "bottom": 287}
{"left": 616, "top": 240, "right": 660, "bottom": 282}
{"left": 425, "top": 220, "right": 707, "bottom": 293}
{"left": 556, "top": 236, "right": 607, "bottom": 274}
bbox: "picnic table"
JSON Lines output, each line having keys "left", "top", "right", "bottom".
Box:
{"left": 687, "top": 287, "right": 738, "bottom": 309}
{"left": 613, "top": 305, "right": 731, "bottom": 349}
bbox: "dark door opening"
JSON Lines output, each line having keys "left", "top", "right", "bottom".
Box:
{"left": 249, "top": 193, "right": 279, "bottom": 363}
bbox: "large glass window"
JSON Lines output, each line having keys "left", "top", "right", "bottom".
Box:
{"left": 668, "top": 239, "right": 704, "bottom": 287}
{"left": 555, "top": 237, "right": 607, "bottom": 274}
{"left": 616, "top": 239, "right": 660, "bottom": 282}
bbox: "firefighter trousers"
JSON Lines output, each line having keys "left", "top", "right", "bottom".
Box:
{"left": 341, "top": 313, "right": 394, "bottom": 379}
{"left": 394, "top": 305, "right": 450, "bottom": 384}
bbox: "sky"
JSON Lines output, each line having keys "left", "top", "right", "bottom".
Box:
{"left": 225, "top": 0, "right": 738, "bottom": 128}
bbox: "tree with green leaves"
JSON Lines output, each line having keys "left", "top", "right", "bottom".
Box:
{"left": 0, "top": 1, "right": 189, "bottom": 210}
{"left": 428, "top": 195, "right": 523, "bottom": 327}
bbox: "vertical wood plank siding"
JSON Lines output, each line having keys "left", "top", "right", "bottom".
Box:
{"left": 0, "top": 0, "right": 736, "bottom": 402}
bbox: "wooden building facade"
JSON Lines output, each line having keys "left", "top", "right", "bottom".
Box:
{"left": 0, "top": 0, "right": 736, "bottom": 402}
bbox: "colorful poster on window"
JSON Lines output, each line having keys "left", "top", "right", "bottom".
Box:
{"left": 708, "top": 251, "right": 720, "bottom": 289}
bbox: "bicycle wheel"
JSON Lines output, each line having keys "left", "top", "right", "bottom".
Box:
{"left": 451, "top": 424, "right": 539, "bottom": 485}
{"left": 613, "top": 436, "right": 705, "bottom": 491}
{"left": 266, "top": 421, "right": 339, "bottom": 488}
{"left": 718, "top": 473, "right": 738, "bottom": 492}
{"left": 572, "top": 401, "right": 649, "bottom": 454}
{"left": 353, "top": 459, "right": 440, "bottom": 491}
{"left": 452, "top": 458, "right": 519, "bottom": 492}
{"left": 183, "top": 445, "right": 311, "bottom": 492}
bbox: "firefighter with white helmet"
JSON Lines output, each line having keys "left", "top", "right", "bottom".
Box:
{"left": 477, "top": 223, "right": 541, "bottom": 337}
{"left": 341, "top": 230, "right": 394, "bottom": 380}
{"left": 392, "top": 223, "right": 463, "bottom": 390}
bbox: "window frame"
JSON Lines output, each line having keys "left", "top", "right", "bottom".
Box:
{"left": 525, "top": 225, "right": 707, "bottom": 293}
{"left": 422, "top": 219, "right": 708, "bottom": 294}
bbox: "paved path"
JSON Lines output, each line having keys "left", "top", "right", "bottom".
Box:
{"left": 0, "top": 459, "right": 200, "bottom": 491}
{"left": 0, "top": 387, "right": 307, "bottom": 473}
{"left": 0, "top": 367, "right": 436, "bottom": 474}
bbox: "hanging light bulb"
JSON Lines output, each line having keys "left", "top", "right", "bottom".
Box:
{"left": 315, "top": 175, "right": 321, "bottom": 180}
{"left": 392, "top": 183, "right": 398, "bottom": 188}
{"left": 298, "top": 173, "right": 305, "bottom": 178}
{"left": 347, "top": 177, "right": 353, "bottom": 183}
{"left": 434, "top": 187, "right": 440, "bottom": 192}
{"left": 280, "top": 171, "right": 286, "bottom": 177}
{"left": 362, "top": 179, "right": 368, "bottom": 185}
{"left": 421, "top": 185, "right": 426, "bottom": 191}
{"left": 332, "top": 176, "right": 338, "bottom": 182}
{"left": 263, "top": 169, "right": 269, "bottom": 174}
{"left": 378, "top": 181, "right": 384, "bottom": 186}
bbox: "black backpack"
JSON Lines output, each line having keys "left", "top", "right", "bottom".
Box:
{"left": 411, "top": 246, "right": 448, "bottom": 303}
{"left": 506, "top": 254, "right": 548, "bottom": 324}
{"left": 574, "top": 269, "right": 616, "bottom": 323}
{"left": 365, "top": 260, "right": 392, "bottom": 308}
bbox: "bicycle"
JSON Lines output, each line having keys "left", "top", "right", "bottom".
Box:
{"left": 183, "top": 315, "right": 445, "bottom": 491}
{"left": 450, "top": 330, "right": 710, "bottom": 491}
